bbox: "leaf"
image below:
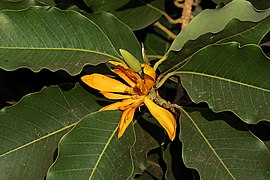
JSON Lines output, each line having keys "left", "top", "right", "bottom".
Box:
{"left": 83, "top": 0, "right": 129, "bottom": 12}
{"left": 144, "top": 17, "right": 172, "bottom": 56}
{"left": 112, "top": 0, "right": 164, "bottom": 31}
{"left": 142, "top": 152, "right": 163, "bottom": 179}
{"left": 0, "top": 84, "right": 102, "bottom": 179}
{"left": 47, "top": 110, "right": 135, "bottom": 180}
{"left": 247, "top": 0, "right": 270, "bottom": 10}
{"left": 130, "top": 112, "right": 164, "bottom": 177}
{"left": 169, "top": 0, "right": 270, "bottom": 52}
{"left": 0, "top": 6, "right": 122, "bottom": 75}
{"left": 163, "top": 138, "right": 196, "bottom": 180}
{"left": 0, "top": 0, "right": 36, "bottom": 10}
{"left": 160, "top": 0, "right": 270, "bottom": 73}
{"left": 176, "top": 43, "right": 270, "bottom": 124}
{"left": 180, "top": 108, "right": 270, "bottom": 179}
{"left": 85, "top": 12, "right": 143, "bottom": 63}
{"left": 35, "top": 0, "right": 55, "bottom": 6}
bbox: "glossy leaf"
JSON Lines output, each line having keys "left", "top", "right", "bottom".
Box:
{"left": 47, "top": 111, "right": 135, "bottom": 180}
{"left": 160, "top": 0, "right": 270, "bottom": 73}
{"left": 0, "top": 0, "right": 35, "bottom": 10}
{"left": 180, "top": 108, "right": 270, "bottom": 179}
{"left": 112, "top": 0, "right": 164, "bottom": 31}
{"left": 0, "top": 7, "right": 122, "bottom": 75}
{"left": 83, "top": 0, "right": 128, "bottom": 12}
{"left": 0, "top": 85, "right": 102, "bottom": 179}
{"left": 85, "top": 12, "right": 143, "bottom": 62}
{"left": 176, "top": 43, "right": 270, "bottom": 123}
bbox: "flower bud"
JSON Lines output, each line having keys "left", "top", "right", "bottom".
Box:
{"left": 119, "top": 49, "right": 142, "bottom": 73}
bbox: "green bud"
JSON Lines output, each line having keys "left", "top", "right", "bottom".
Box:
{"left": 119, "top": 49, "right": 142, "bottom": 73}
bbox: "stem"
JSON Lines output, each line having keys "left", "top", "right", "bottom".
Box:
{"left": 171, "top": 103, "right": 183, "bottom": 111}
{"left": 180, "top": 0, "right": 194, "bottom": 29}
{"left": 162, "top": 12, "right": 182, "bottom": 24}
{"left": 174, "top": 0, "right": 184, "bottom": 8}
{"left": 153, "top": 55, "right": 167, "bottom": 71}
{"left": 153, "top": 22, "right": 177, "bottom": 39}
{"left": 147, "top": 55, "right": 164, "bottom": 59}
{"left": 156, "top": 72, "right": 175, "bottom": 89}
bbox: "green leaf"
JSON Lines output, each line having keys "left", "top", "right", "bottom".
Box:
{"left": 83, "top": 0, "right": 129, "bottom": 12}
{"left": 131, "top": 112, "right": 163, "bottom": 177}
{"left": 180, "top": 108, "right": 270, "bottom": 179}
{"left": 170, "top": 0, "right": 270, "bottom": 52}
{"left": 160, "top": 0, "right": 270, "bottom": 73}
{"left": 144, "top": 17, "right": 172, "bottom": 56}
{"left": 176, "top": 43, "right": 270, "bottom": 123}
{"left": 0, "top": 6, "right": 122, "bottom": 75}
{"left": 141, "top": 152, "right": 163, "bottom": 179}
{"left": 163, "top": 139, "right": 196, "bottom": 180}
{"left": 218, "top": 0, "right": 270, "bottom": 10}
{"left": 112, "top": 0, "right": 164, "bottom": 31}
{"left": 85, "top": 12, "right": 143, "bottom": 63}
{"left": 0, "top": 0, "right": 36, "bottom": 10}
{"left": 47, "top": 110, "right": 135, "bottom": 180}
{"left": 0, "top": 84, "right": 102, "bottom": 179}
{"left": 247, "top": 0, "right": 270, "bottom": 10}
{"left": 35, "top": 0, "right": 55, "bottom": 6}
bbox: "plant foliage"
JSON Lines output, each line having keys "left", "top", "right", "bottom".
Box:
{"left": 0, "top": 0, "right": 269, "bottom": 179}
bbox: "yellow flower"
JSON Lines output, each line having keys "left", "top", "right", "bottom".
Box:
{"left": 81, "top": 61, "right": 176, "bottom": 140}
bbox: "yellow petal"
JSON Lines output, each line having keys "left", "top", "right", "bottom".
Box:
{"left": 81, "top": 74, "right": 133, "bottom": 93}
{"left": 119, "top": 96, "right": 144, "bottom": 110}
{"left": 143, "top": 64, "right": 156, "bottom": 90}
{"left": 112, "top": 69, "right": 136, "bottom": 87}
{"left": 111, "top": 61, "right": 143, "bottom": 83}
{"left": 99, "top": 99, "right": 136, "bottom": 111}
{"left": 143, "top": 64, "right": 156, "bottom": 81}
{"left": 101, "top": 92, "right": 132, "bottom": 100}
{"left": 118, "top": 107, "right": 136, "bottom": 138}
{"left": 109, "top": 61, "right": 129, "bottom": 68}
{"left": 144, "top": 96, "right": 176, "bottom": 140}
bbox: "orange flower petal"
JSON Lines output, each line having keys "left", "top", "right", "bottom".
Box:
{"left": 101, "top": 92, "right": 132, "bottom": 100}
{"left": 112, "top": 69, "right": 136, "bottom": 87}
{"left": 119, "top": 96, "right": 144, "bottom": 110}
{"left": 109, "top": 61, "right": 129, "bottom": 68}
{"left": 81, "top": 74, "right": 133, "bottom": 93}
{"left": 144, "top": 96, "right": 176, "bottom": 141}
{"left": 143, "top": 64, "right": 156, "bottom": 81}
{"left": 119, "top": 67, "right": 142, "bottom": 83}
{"left": 143, "top": 64, "right": 156, "bottom": 90}
{"left": 118, "top": 107, "right": 136, "bottom": 138}
{"left": 99, "top": 99, "right": 136, "bottom": 111}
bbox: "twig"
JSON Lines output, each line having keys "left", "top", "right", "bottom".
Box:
{"left": 180, "top": 0, "right": 194, "bottom": 29}
{"left": 161, "top": 12, "right": 182, "bottom": 24}
{"left": 174, "top": 0, "right": 199, "bottom": 29}
{"left": 153, "top": 21, "right": 177, "bottom": 39}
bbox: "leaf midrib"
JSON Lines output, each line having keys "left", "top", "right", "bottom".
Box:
{"left": 0, "top": 122, "right": 76, "bottom": 158}
{"left": 88, "top": 124, "right": 118, "bottom": 179}
{"left": 177, "top": 71, "right": 270, "bottom": 93}
{"left": 180, "top": 108, "right": 236, "bottom": 179}
{"left": 0, "top": 46, "right": 121, "bottom": 61}
{"left": 138, "top": 0, "right": 164, "bottom": 14}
